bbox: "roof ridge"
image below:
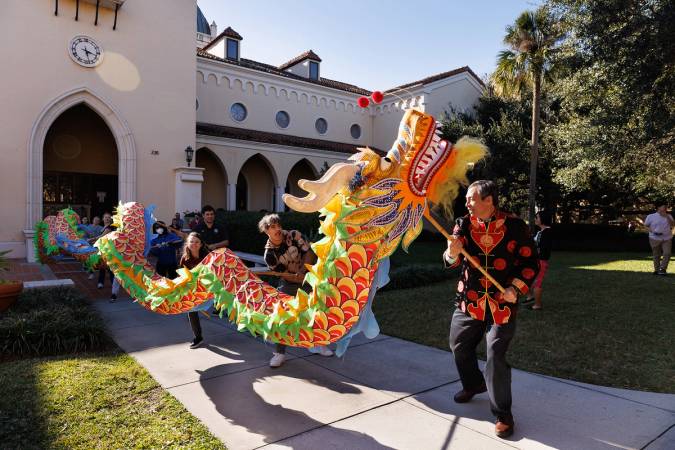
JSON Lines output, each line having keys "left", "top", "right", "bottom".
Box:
{"left": 278, "top": 50, "right": 322, "bottom": 71}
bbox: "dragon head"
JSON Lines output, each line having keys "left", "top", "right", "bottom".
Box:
{"left": 284, "top": 109, "right": 487, "bottom": 259}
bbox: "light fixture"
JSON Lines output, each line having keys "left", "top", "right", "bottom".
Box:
{"left": 185, "top": 146, "right": 194, "bottom": 167}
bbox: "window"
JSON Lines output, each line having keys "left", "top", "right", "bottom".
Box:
{"left": 230, "top": 103, "right": 247, "bottom": 122}
{"left": 315, "top": 118, "right": 328, "bottom": 135}
{"left": 275, "top": 111, "right": 290, "bottom": 128}
{"left": 226, "top": 38, "right": 239, "bottom": 60}
{"left": 350, "top": 123, "right": 361, "bottom": 139}
{"left": 309, "top": 61, "right": 319, "bottom": 80}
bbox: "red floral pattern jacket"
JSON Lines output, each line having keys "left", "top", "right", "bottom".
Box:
{"left": 444, "top": 211, "right": 539, "bottom": 324}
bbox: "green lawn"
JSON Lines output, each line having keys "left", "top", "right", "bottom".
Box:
{"left": 376, "top": 243, "right": 675, "bottom": 393}
{"left": 0, "top": 351, "right": 225, "bottom": 450}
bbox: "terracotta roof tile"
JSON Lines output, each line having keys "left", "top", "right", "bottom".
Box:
{"left": 278, "top": 50, "right": 322, "bottom": 70}
{"left": 197, "top": 122, "right": 383, "bottom": 155}
{"left": 197, "top": 49, "right": 371, "bottom": 95}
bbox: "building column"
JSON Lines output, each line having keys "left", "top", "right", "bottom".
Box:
{"left": 174, "top": 166, "right": 204, "bottom": 216}
{"left": 227, "top": 183, "right": 236, "bottom": 211}
{"left": 274, "top": 186, "right": 285, "bottom": 212}
{"left": 23, "top": 229, "right": 36, "bottom": 263}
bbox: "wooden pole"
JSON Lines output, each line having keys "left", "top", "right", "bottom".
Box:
{"left": 423, "top": 210, "right": 506, "bottom": 294}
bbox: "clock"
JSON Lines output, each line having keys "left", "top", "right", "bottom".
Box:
{"left": 68, "top": 35, "right": 103, "bottom": 68}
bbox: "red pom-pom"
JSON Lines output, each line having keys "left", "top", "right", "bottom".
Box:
{"left": 371, "top": 91, "right": 384, "bottom": 104}
{"left": 357, "top": 96, "right": 370, "bottom": 108}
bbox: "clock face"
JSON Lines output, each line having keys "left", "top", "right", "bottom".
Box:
{"left": 68, "top": 36, "right": 103, "bottom": 67}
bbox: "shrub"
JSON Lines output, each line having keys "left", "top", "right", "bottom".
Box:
{"left": 215, "top": 210, "right": 321, "bottom": 254}
{"left": 551, "top": 224, "right": 648, "bottom": 252}
{"left": 0, "top": 287, "right": 114, "bottom": 358}
{"left": 383, "top": 264, "right": 454, "bottom": 291}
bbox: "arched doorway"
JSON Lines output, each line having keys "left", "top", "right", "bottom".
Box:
{"left": 42, "top": 104, "right": 118, "bottom": 219}
{"left": 285, "top": 159, "right": 318, "bottom": 212}
{"left": 237, "top": 154, "right": 276, "bottom": 212}
{"left": 27, "top": 88, "right": 136, "bottom": 230}
{"left": 196, "top": 147, "right": 228, "bottom": 210}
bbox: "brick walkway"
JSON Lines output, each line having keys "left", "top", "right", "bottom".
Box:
{"left": 6, "top": 258, "right": 129, "bottom": 300}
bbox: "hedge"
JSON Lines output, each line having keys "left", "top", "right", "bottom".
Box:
{"left": 0, "top": 287, "right": 114, "bottom": 358}
{"left": 215, "top": 210, "right": 652, "bottom": 255}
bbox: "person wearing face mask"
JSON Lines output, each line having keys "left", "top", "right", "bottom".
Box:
{"left": 149, "top": 221, "right": 183, "bottom": 278}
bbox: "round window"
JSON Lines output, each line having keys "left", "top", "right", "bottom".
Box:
{"left": 315, "top": 118, "right": 328, "bottom": 135}
{"left": 230, "top": 103, "right": 247, "bottom": 122}
{"left": 350, "top": 123, "right": 361, "bottom": 139}
{"left": 276, "top": 111, "right": 290, "bottom": 128}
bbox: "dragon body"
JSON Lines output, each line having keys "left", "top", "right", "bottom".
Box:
{"left": 34, "top": 208, "right": 100, "bottom": 268}
{"left": 39, "top": 110, "right": 487, "bottom": 348}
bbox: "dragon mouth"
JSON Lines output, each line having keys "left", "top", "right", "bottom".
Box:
{"left": 408, "top": 127, "right": 451, "bottom": 196}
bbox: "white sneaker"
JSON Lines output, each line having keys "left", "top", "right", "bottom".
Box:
{"left": 317, "top": 346, "right": 334, "bottom": 357}
{"left": 88, "top": 273, "right": 94, "bottom": 280}
{"left": 269, "top": 352, "right": 286, "bottom": 368}
{"left": 97, "top": 283, "right": 103, "bottom": 289}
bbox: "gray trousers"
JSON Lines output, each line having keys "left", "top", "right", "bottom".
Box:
{"left": 449, "top": 307, "right": 517, "bottom": 419}
{"left": 649, "top": 238, "right": 672, "bottom": 271}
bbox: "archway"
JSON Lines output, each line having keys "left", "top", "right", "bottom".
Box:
{"left": 237, "top": 154, "right": 276, "bottom": 212}
{"left": 42, "top": 104, "right": 118, "bottom": 220}
{"left": 285, "top": 159, "right": 318, "bottom": 211}
{"left": 27, "top": 87, "right": 136, "bottom": 230}
{"left": 196, "top": 147, "right": 228, "bottom": 210}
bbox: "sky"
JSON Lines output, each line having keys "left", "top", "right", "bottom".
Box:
{"left": 197, "top": 0, "right": 541, "bottom": 91}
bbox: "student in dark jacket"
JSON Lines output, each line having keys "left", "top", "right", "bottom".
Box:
{"left": 149, "top": 221, "right": 182, "bottom": 278}
{"left": 526, "top": 210, "right": 553, "bottom": 310}
{"left": 179, "top": 232, "right": 210, "bottom": 349}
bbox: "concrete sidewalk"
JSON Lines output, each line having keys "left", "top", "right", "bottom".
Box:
{"left": 93, "top": 297, "right": 675, "bottom": 450}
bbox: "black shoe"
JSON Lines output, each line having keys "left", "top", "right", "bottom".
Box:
{"left": 657, "top": 269, "right": 667, "bottom": 276}
{"left": 109, "top": 294, "right": 117, "bottom": 303}
{"left": 189, "top": 337, "right": 204, "bottom": 349}
{"left": 653, "top": 270, "right": 659, "bottom": 275}
{"left": 520, "top": 296, "right": 534, "bottom": 304}
{"left": 453, "top": 383, "right": 487, "bottom": 403}
{"left": 495, "top": 416, "right": 515, "bottom": 439}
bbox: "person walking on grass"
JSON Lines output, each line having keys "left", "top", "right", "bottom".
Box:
{"left": 444, "top": 180, "right": 539, "bottom": 439}
{"left": 523, "top": 210, "right": 553, "bottom": 310}
{"left": 258, "top": 214, "right": 334, "bottom": 368}
{"left": 643, "top": 204, "right": 673, "bottom": 276}
{"left": 179, "top": 232, "right": 211, "bottom": 349}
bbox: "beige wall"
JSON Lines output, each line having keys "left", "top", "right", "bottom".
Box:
{"left": 372, "top": 73, "right": 483, "bottom": 151}
{"left": 43, "top": 104, "right": 117, "bottom": 175}
{"left": 0, "top": 0, "right": 196, "bottom": 257}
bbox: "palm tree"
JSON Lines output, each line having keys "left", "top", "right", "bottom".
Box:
{"left": 492, "top": 7, "right": 562, "bottom": 228}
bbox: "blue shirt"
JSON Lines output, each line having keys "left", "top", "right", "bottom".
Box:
{"left": 149, "top": 232, "right": 182, "bottom": 265}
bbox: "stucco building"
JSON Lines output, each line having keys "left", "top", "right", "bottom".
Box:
{"left": 0, "top": 1, "right": 483, "bottom": 260}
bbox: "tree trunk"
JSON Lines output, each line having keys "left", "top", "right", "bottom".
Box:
{"left": 528, "top": 72, "right": 541, "bottom": 230}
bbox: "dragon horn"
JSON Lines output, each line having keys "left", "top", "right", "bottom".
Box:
{"left": 284, "top": 163, "right": 359, "bottom": 212}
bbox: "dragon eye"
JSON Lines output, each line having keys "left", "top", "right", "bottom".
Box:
{"left": 379, "top": 157, "right": 392, "bottom": 172}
